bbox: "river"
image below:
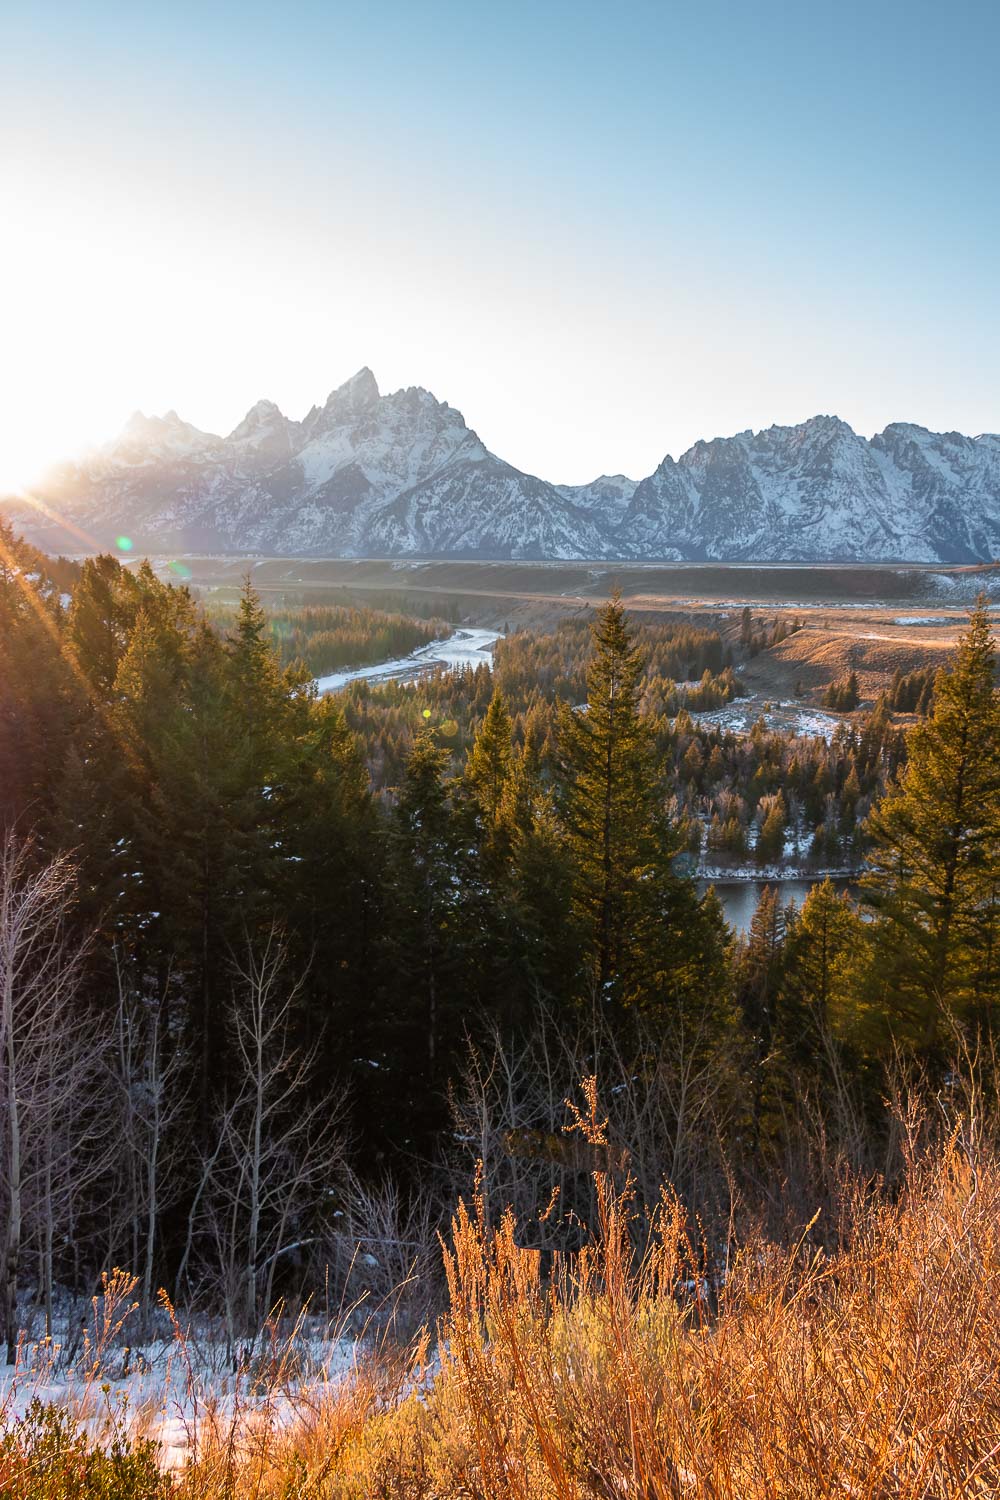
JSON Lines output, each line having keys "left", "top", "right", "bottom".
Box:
{"left": 315, "top": 628, "right": 499, "bottom": 693}
{"left": 700, "top": 876, "right": 858, "bottom": 933}
{"left": 317, "top": 636, "right": 858, "bottom": 933}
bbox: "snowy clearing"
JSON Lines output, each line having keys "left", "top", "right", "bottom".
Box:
{"left": 692, "top": 702, "right": 842, "bottom": 742}
{"left": 1, "top": 1328, "right": 365, "bottom": 1472}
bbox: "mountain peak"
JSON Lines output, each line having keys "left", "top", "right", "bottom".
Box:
{"left": 16, "top": 384, "right": 1000, "bottom": 566}
{"left": 324, "top": 367, "right": 380, "bottom": 412}
{"left": 116, "top": 409, "right": 195, "bottom": 443}
{"left": 228, "top": 398, "right": 288, "bottom": 442}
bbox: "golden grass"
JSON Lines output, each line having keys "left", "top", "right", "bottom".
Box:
{"left": 6, "top": 1087, "right": 1000, "bottom": 1497}
{"left": 764, "top": 626, "right": 955, "bottom": 702}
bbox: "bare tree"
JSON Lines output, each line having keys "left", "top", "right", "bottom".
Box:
{"left": 447, "top": 1001, "right": 742, "bottom": 1254}
{"left": 314, "top": 1171, "right": 443, "bottom": 1336}
{"left": 104, "top": 953, "right": 189, "bottom": 1331}
{"left": 0, "top": 835, "right": 95, "bottom": 1360}
{"left": 183, "top": 926, "right": 346, "bottom": 1348}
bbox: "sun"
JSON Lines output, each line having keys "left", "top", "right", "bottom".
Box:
{"left": 0, "top": 428, "right": 60, "bottom": 500}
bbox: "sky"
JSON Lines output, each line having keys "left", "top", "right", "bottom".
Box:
{"left": 2, "top": 0, "right": 998, "bottom": 490}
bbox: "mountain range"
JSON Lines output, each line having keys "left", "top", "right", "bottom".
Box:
{"left": 6, "top": 369, "right": 1000, "bottom": 563}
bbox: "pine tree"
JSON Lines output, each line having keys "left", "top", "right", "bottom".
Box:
{"left": 389, "top": 731, "right": 473, "bottom": 1136}
{"left": 282, "top": 694, "right": 384, "bottom": 1098}
{"left": 463, "top": 689, "right": 519, "bottom": 871}
{"left": 737, "top": 886, "right": 788, "bottom": 1148}
{"left": 864, "top": 599, "right": 1000, "bottom": 1044}
{"left": 68, "top": 554, "right": 139, "bottom": 697}
{"left": 554, "top": 593, "right": 716, "bottom": 1017}
{"left": 511, "top": 799, "right": 578, "bottom": 1000}
{"left": 555, "top": 594, "right": 671, "bottom": 996}
{"left": 0, "top": 529, "right": 84, "bottom": 839}
{"left": 781, "top": 879, "right": 864, "bottom": 1054}
{"left": 756, "top": 793, "right": 786, "bottom": 865}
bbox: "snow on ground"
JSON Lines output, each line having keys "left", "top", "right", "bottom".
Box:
{"left": 692, "top": 702, "right": 842, "bottom": 742}
{"left": 315, "top": 628, "right": 498, "bottom": 694}
{"left": 924, "top": 573, "right": 1000, "bottom": 604}
{"left": 1, "top": 1329, "right": 362, "bottom": 1471}
{"left": 699, "top": 863, "right": 857, "bottom": 883}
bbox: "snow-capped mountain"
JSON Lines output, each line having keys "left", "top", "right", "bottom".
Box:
{"left": 7, "top": 374, "right": 1000, "bottom": 562}
{"left": 617, "top": 416, "right": 1000, "bottom": 563}
{"left": 14, "top": 370, "right": 605, "bottom": 560}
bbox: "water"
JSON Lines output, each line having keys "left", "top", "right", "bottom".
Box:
{"left": 316, "top": 636, "right": 854, "bottom": 935}
{"left": 315, "top": 628, "right": 498, "bottom": 693}
{"left": 701, "top": 876, "right": 856, "bottom": 934}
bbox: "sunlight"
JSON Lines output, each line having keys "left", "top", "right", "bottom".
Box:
{"left": 6, "top": 491, "right": 104, "bottom": 554}
{"left": 0, "top": 446, "right": 54, "bottom": 501}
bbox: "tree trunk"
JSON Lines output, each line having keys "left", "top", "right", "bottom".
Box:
{"left": 3, "top": 1020, "right": 22, "bottom": 1365}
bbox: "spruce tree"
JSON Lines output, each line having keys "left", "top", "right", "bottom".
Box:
{"left": 781, "top": 879, "right": 863, "bottom": 1055}
{"left": 554, "top": 592, "right": 714, "bottom": 1015}
{"left": 388, "top": 731, "right": 474, "bottom": 1140}
{"left": 864, "top": 599, "right": 1000, "bottom": 1044}
{"left": 737, "top": 886, "right": 788, "bottom": 1148}
{"left": 555, "top": 593, "right": 668, "bottom": 996}
{"left": 463, "top": 689, "right": 518, "bottom": 871}
{"left": 0, "top": 530, "right": 84, "bottom": 839}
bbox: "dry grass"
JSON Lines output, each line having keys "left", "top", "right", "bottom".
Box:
{"left": 5, "top": 1084, "right": 1000, "bottom": 1497}
{"left": 741, "top": 624, "right": 957, "bottom": 706}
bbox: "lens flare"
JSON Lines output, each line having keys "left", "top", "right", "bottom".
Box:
{"left": 116, "top": 535, "right": 134, "bottom": 552}
{"left": 168, "top": 559, "right": 192, "bottom": 579}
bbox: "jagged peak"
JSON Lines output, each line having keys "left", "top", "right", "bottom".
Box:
{"left": 324, "top": 367, "right": 380, "bottom": 411}
{"left": 117, "top": 408, "right": 208, "bottom": 443}
{"left": 878, "top": 421, "right": 946, "bottom": 442}
{"left": 228, "top": 398, "right": 288, "bottom": 441}
{"left": 794, "top": 413, "right": 855, "bottom": 435}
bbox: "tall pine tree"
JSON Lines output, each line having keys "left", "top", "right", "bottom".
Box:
{"left": 555, "top": 592, "right": 715, "bottom": 1015}
{"left": 864, "top": 599, "right": 1000, "bottom": 1045}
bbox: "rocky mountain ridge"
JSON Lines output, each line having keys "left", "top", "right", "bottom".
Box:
{"left": 7, "top": 371, "right": 1000, "bottom": 562}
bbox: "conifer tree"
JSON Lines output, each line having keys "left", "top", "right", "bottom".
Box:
{"left": 463, "top": 689, "right": 518, "bottom": 871}
{"left": 781, "top": 879, "right": 863, "bottom": 1055}
{"left": 554, "top": 593, "right": 718, "bottom": 1018}
{"left": 282, "top": 694, "right": 383, "bottom": 1087}
{"left": 0, "top": 531, "right": 84, "bottom": 839}
{"left": 389, "top": 731, "right": 473, "bottom": 1135}
{"left": 509, "top": 794, "right": 579, "bottom": 1014}
{"left": 864, "top": 600, "right": 1000, "bottom": 1043}
{"left": 68, "top": 554, "right": 137, "bottom": 697}
{"left": 737, "top": 886, "right": 788, "bottom": 1147}
{"left": 555, "top": 593, "right": 670, "bottom": 996}
{"left": 756, "top": 793, "right": 786, "bottom": 864}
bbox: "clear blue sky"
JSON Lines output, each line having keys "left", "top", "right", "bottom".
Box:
{"left": 2, "top": 0, "right": 998, "bottom": 485}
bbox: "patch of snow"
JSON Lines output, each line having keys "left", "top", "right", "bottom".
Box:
{"left": 691, "top": 703, "right": 842, "bottom": 742}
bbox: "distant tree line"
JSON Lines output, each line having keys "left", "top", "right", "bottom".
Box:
{"left": 205, "top": 599, "right": 448, "bottom": 676}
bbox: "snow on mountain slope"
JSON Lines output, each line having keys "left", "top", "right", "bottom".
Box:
{"left": 617, "top": 417, "right": 1000, "bottom": 563}
{"left": 555, "top": 474, "right": 638, "bottom": 525}
{"left": 15, "top": 370, "right": 602, "bottom": 559}
{"left": 7, "top": 376, "right": 1000, "bottom": 562}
